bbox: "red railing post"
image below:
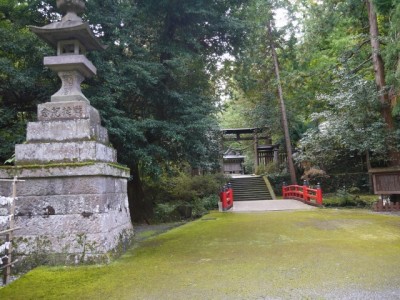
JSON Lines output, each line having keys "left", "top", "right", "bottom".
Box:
{"left": 227, "top": 182, "right": 234, "bottom": 208}
{"left": 316, "top": 183, "right": 323, "bottom": 205}
{"left": 303, "top": 180, "right": 309, "bottom": 202}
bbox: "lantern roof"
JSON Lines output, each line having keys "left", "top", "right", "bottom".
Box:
{"left": 30, "top": 0, "right": 105, "bottom": 52}
{"left": 30, "top": 22, "right": 105, "bottom": 52}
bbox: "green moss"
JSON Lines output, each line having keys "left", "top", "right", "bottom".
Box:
{"left": 0, "top": 162, "right": 130, "bottom": 174}
{"left": 107, "top": 163, "right": 130, "bottom": 172}
{"left": 1, "top": 210, "right": 400, "bottom": 299}
{"left": 0, "top": 162, "right": 96, "bottom": 170}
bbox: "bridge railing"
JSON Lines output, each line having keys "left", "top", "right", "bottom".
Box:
{"left": 219, "top": 183, "right": 234, "bottom": 211}
{"left": 282, "top": 181, "right": 323, "bottom": 205}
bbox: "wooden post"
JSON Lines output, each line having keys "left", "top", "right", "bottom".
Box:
{"left": 303, "top": 181, "right": 309, "bottom": 202}
{"left": 273, "top": 146, "right": 279, "bottom": 164}
{"left": 254, "top": 130, "right": 259, "bottom": 172}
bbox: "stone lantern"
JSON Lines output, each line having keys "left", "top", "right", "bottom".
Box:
{"left": 30, "top": 0, "right": 105, "bottom": 103}
{"left": 0, "top": 0, "right": 133, "bottom": 267}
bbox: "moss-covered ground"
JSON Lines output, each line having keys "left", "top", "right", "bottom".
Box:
{"left": 1, "top": 209, "right": 400, "bottom": 299}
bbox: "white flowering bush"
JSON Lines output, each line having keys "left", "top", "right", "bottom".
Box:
{"left": 296, "top": 73, "right": 389, "bottom": 169}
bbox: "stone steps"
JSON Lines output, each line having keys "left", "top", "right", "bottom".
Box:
{"left": 230, "top": 176, "right": 273, "bottom": 201}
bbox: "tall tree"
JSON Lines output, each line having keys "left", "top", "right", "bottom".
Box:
{"left": 366, "top": 0, "right": 395, "bottom": 130}
{"left": 266, "top": 19, "right": 297, "bottom": 184}
{"left": 366, "top": 0, "right": 399, "bottom": 165}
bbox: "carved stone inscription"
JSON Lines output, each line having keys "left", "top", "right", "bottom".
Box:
{"left": 39, "top": 103, "right": 85, "bottom": 120}
{"left": 374, "top": 173, "right": 400, "bottom": 194}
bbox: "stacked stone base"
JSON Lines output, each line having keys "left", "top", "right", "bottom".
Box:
{"left": 0, "top": 100, "right": 133, "bottom": 270}
{"left": 0, "top": 163, "right": 133, "bottom": 268}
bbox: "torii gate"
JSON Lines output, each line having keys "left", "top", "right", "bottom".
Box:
{"left": 221, "top": 128, "right": 281, "bottom": 174}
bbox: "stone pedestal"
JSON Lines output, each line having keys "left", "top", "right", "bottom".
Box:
{"left": 0, "top": 100, "right": 133, "bottom": 267}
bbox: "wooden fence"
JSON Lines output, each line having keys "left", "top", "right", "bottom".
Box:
{"left": 372, "top": 198, "right": 400, "bottom": 212}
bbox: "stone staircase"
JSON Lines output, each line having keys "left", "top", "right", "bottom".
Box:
{"left": 230, "top": 176, "right": 273, "bottom": 201}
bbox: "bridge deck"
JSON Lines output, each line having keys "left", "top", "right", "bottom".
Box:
{"left": 232, "top": 199, "right": 317, "bottom": 212}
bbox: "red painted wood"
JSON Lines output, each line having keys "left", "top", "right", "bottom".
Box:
{"left": 282, "top": 185, "right": 323, "bottom": 205}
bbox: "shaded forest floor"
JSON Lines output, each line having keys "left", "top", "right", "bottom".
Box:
{"left": 1, "top": 209, "right": 400, "bottom": 299}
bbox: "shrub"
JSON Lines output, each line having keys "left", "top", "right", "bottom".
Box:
{"left": 192, "top": 195, "right": 219, "bottom": 218}
{"left": 169, "top": 173, "right": 227, "bottom": 200}
{"left": 154, "top": 202, "right": 180, "bottom": 223}
{"left": 255, "top": 164, "right": 266, "bottom": 175}
{"left": 315, "top": 173, "right": 370, "bottom": 193}
{"left": 323, "top": 189, "right": 378, "bottom": 208}
{"left": 267, "top": 173, "right": 291, "bottom": 196}
{"left": 150, "top": 172, "right": 227, "bottom": 222}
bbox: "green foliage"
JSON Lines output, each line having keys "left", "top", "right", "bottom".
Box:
{"left": 255, "top": 164, "right": 266, "bottom": 176}
{"left": 313, "top": 172, "right": 370, "bottom": 194}
{"left": 372, "top": 0, "right": 395, "bottom": 13}
{"left": 323, "top": 191, "right": 378, "bottom": 208}
{"left": 0, "top": 108, "right": 27, "bottom": 162}
{"left": 0, "top": 0, "right": 56, "bottom": 163}
{"left": 267, "top": 173, "right": 291, "bottom": 196}
{"left": 382, "top": 3, "right": 400, "bottom": 93}
{"left": 154, "top": 203, "right": 180, "bottom": 223}
{"left": 220, "top": 0, "right": 299, "bottom": 142}
{"left": 296, "top": 72, "right": 388, "bottom": 169}
{"left": 150, "top": 172, "right": 227, "bottom": 222}
{"left": 82, "top": 0, "right": 246, "bottom": 178}
{"left": 256, "top": 161, "right": 280, "bottom": 175}
{"left": 191, "top": 195, "right": 219, "bottom": 218}
{"left": 169, "top": 173, "right": 226, "bottom": 202}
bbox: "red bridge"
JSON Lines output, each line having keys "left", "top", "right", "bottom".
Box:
{"left": 282, "top": 183, "right": 323, "bottom": 206}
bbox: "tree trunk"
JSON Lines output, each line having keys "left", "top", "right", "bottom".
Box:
{"left": 366, "top": 0, "right": 398, "bottom": 165}
{"left": 127, "top": 163, "right": 151, "bottom": 224}
{"left": 366, "top": 0, "right": 394, "bottom": 129}
{"left": 267, "top": 21, "right": 297, "bottom": 185}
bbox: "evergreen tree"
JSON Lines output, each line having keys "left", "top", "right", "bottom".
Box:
{"left": 0, "top": 0, "right": 56, "bottom": 163}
